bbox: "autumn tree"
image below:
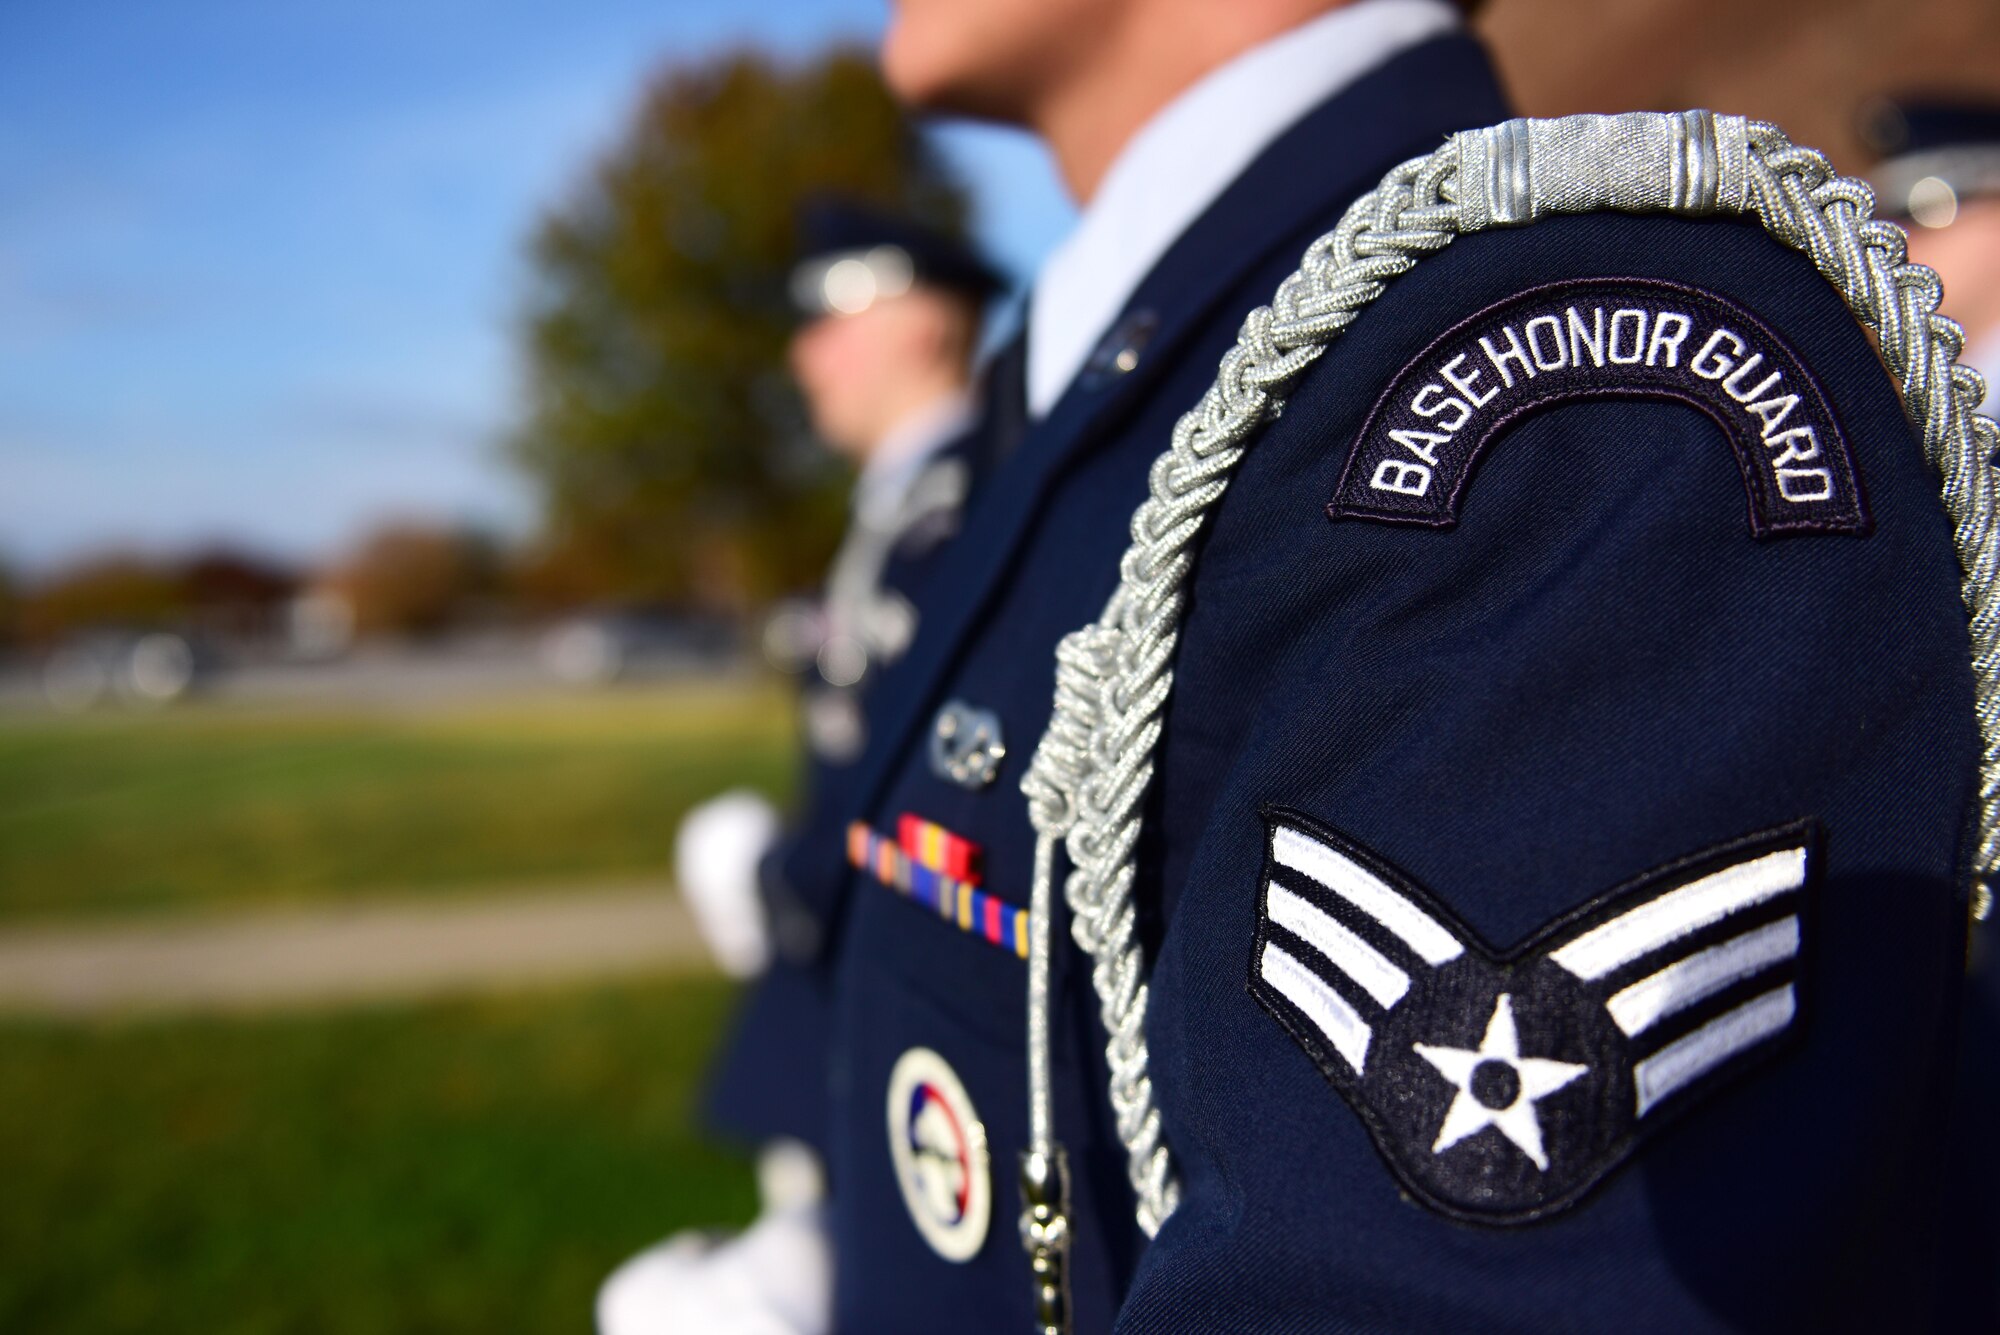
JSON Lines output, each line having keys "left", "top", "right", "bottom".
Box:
{"left": 17, "top": 554, "right": 188, "bottom": 644}
{"left": 513, "top": 47, "right": 970, "bottom": 610}
{"left": 328, "top": 523, "right": 501, "bottom": 636}
{"left": 12, "top": 548, "right": 299, "bottom": 646}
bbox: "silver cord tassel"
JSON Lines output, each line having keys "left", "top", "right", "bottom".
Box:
{"left": 1019, "top": 831, "right": 1071, "bottom": 1333}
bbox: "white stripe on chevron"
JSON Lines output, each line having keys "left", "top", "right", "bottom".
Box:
{"left": 1633, "top": 984, "right": 1796, "bottom": 1117}
{"left": 1550, "top": 847, "right": 1806, "bottom": 982}
{"left": 1605, "top": 916, "right": 1800, "bottom": 1038}
{"left": 1260, "top": 940, "right": 1373, "bottom": 1075}
{"left": 1266, "top": 881, "right": 1411, "bottom": 1009}
{"left": 1271, "top": 824, "right": 1463, "bottom": 966}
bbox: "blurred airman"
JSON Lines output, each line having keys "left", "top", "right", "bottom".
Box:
{"left": 600, "top": 201, "right": 1005, "bottom": 1335}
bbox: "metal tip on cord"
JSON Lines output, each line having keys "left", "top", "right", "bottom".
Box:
{"left": 1019, "top": 1147, "right": 1071, "bottom": 1335}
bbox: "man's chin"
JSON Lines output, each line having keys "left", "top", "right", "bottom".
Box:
{"left": 880, "top": 26, "right": 1026, "bottom": 123}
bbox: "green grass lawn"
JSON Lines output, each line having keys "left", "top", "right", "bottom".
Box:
{"left": 0, "top": 974, "right": 759, "bottom": 1334}
{"left": 0, "top": 680, "right": 795, "bottom": 923}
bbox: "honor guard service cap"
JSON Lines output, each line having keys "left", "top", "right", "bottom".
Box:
{"left": 1862, "top": 97, "right": 2000, "bottom": 226}
{"left": 791, "top": 197, "right": 1006, "bottom": 317}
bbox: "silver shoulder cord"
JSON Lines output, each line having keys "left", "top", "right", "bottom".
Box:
{"left": 1012, "top": 110, "right": 2000, "bottom": 1333}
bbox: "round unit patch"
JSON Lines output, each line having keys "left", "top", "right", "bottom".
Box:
{"left": 885, "top": 1046, "right": 991, "bottom": 1261}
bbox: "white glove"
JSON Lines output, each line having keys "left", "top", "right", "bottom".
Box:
{"left": 597, "top": 1142, "right": 831, "bottom": 1335}
{"left": 674, "top": 790, "right": 780, "bottom": 978}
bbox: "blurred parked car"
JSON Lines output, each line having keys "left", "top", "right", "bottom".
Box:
{"left": 539, "top": 609, "right": 742, "bottom": 686}
{"left": 41, "top": 629, "right": 212, "bottom": 710}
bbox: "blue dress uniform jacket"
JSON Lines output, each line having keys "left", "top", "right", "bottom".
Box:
{"left": 821, "top": 37, "right": 1980, "bottom": 1335}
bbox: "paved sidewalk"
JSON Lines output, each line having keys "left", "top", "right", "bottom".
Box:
{"left": 0, "top": 884, "right": 711, "bottom": 1015}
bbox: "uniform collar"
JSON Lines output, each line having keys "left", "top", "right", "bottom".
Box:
{"left": 1026, "top": 0, "right": 1462, "bottom": 418}
{"left": 853, "top": 388, "right": 978, "bottom": 527}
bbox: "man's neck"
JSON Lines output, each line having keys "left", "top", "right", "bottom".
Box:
{"left": 1021, "top": 0, "right": 1460, "bottom": 417}
{"left": 1034, "top": 0, "right": 1353, "bottom": 202}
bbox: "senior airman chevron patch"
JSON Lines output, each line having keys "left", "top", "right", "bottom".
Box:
{"left": 1248, "top": 808, "right": 1815, "bottom": 1224}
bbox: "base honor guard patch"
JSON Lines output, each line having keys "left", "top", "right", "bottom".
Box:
{"left": 1329, "top": 278, "right": 1868, "bottom": 538}
{"left": 1248, "top": 808, "right": 1816, "bottom": 1223}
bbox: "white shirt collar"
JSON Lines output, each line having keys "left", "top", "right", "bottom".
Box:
{"left": 1026, "top": 0, "right": 1460, "bottom": 418}
{"left": 852, "top": 387, "right": 977, "bottom": 525}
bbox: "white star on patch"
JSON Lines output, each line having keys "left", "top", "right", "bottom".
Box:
{"left": 1413, "top": 993, "right": 1588, "bottom": 1171}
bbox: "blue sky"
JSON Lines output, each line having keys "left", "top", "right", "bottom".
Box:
{"left": 0, "top": 0, "right": 1073, "bottom": 572}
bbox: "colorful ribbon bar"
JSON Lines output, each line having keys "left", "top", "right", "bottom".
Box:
{"left": 897, "top": 813, "right": 985, "bottom": 884}
{"left": 849, "top": 822, "right": 1028, "bottom": 959}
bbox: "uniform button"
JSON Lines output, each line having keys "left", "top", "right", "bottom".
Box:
{"left": 929, "top": 699, "right": 1006, "bottom": 789}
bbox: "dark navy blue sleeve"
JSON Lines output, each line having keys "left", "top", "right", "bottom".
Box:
{"left": 1120, "top": 213, "right": 1979, "bottom": 1330}
{"left": 701, "top": 912, "right": 835, "bottom": 1154}
{"left": 699, "top": 707, "right": 853, "bottom": 1154}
